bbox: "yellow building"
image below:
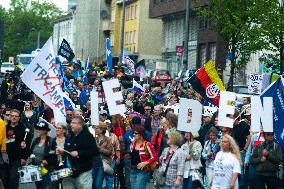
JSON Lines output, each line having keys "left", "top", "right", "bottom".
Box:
{"left": 111, "top": 0, "right": 162, "bottom": 61}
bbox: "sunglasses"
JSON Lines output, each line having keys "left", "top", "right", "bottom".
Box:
{"left": 133, "top": 132, "right": 139, "bottom": 135}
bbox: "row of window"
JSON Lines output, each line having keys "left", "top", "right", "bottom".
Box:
{"left": 125, "top": 30, "right": 136, "bottom": 45}
{"left": 125, "top": 4, "right": 138, "bottom": 21}
{"left": 199, "top": 43, "right": 216, "bottom": 66}
{"left": 54, "top": 21, "right": 72, "bottom": 37}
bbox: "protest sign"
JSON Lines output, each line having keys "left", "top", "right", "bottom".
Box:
{"left": 21, "top": 38, "right": 66, "bottom": 123}
{"left": 57, "top": 39, "right": 75, "bottom": 62}
{"left": 248, "top": 74, "right": 262, "bottom": 94}
{"left": 218, "top": 91, "right": 236, "bottom": 128}
{"left": 91, "top": 90, "right": 99, "bottom": 126}
{"left": 177, "top": 98, "right": 202, "bottom": 132}
{"left": 102, "top": 79, "right": 126, "bottom": 116}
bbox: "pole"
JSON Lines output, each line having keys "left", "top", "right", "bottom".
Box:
{"left": 119, "top": 0, "right": 126, "bottom": 63}
{"left": 183, "top": 0, "right": 190, "bottom": 70}
{"left": 37, "top": 31, "right": 40, "bottom": 49}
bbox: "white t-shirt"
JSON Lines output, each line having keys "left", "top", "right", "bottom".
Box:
{"left": 212, "top": 151, "right": 241, "bottom": 189}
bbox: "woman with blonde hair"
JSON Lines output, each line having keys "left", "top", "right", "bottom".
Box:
{"left": 159, "top": 130, "right": 185, "bottom": 189}
{"left": 212, "top": 134, "right": 242, "bottom": 189}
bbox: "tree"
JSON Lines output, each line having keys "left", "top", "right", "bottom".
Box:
{"left": 251, "top": 0, "right": 284, "bottom": 74}
{"left": 2, "top": 0, "right": 62, "bottom": 61}
{"left": 197, "top": 0, "right": 269, "bottom": 90}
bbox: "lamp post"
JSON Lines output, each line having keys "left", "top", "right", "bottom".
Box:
{"left": 31, "top": 28, "right": 40, "bottom": 49}
{"left": 183, "top": 0, "right": 190, "bottom": 70}
{"left": 119, "top": 0, "right": 126, "bottom": 63}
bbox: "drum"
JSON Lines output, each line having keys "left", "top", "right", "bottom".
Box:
{"left": 50, "top": 168, "right": 73, "bottom": 181}
{"left": 18, "top": 165, "right": 42, "bottom": 183}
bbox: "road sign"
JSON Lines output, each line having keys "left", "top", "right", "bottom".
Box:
{"left": 176, "top": 46, "right": 183, "bottom": 56}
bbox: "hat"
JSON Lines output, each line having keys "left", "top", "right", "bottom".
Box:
{"left": 97, "top": 122, "right": 107, "bottom": 131}
{"left": 35, "top": 121, "right": 50, "bottom": 131}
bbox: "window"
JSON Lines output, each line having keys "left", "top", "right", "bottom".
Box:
{"left": 209, "top": 43, "right": 216, "bottom": 62}
{"left": 133, "top": 30, "right": 136, "bottom": 44}
{"left": 111, "top": 9, "right": 115, "bottom": 22}
{"left": 198, "top": 44, "right": 207, "bottom": 66}
{"left": 135, "top": 5, "right": 139, "bottom": 18}
{"left": 199, "top": 17, "right": 207, "bottom": 29}
{"left": 125, "top": 32, "right": 128, "bottom": 44}
{"left": 131, "top": 6, "right": 135, "bottom": 19}
{"left": 133, "top": 5, "right": 136, "bottom": 19}
{"left": 125, "top": 7, "right": 129, "bottom": 21}
{"left": 130, "top": 31, "right": 133, "bottom": 44}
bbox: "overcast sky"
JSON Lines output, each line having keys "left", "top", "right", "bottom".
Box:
{"left": 0, "top": 0, "right": 68, "bottom": 11}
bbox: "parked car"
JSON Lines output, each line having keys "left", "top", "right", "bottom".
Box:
{"left": 152, "top": 70, "right": 171, "bottom": 84}
{"left": 1, "top": 62, "right": 15, "bottom": 73}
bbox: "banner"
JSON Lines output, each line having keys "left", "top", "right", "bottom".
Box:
{"left": 123, "top": 55, "right": 135, "bottom": 73}
{"left": 248, "top": 74, "right": 262, "bottom": 94}
{"left": 57, "top": 39, "right": 75, "bottom": 62}
{"left": 21, "top": 38, "right": 67, "bottom": 123}
{"left": 261, "top": 76, "right": 284, "bottom": 150}
{"left": 135, "top": 59, "right": 146, "bottom": 80}
{"left": 188, "top": 60, "right": 225, "bottom": 106}
{"left": 106, "top": 38, "right": 112, "bottom": 75}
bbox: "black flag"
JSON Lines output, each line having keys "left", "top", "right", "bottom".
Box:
{"left": 57, "top": 39, "right": 75, "bottom": 62}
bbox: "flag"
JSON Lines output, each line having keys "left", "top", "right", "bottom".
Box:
{"left": 106, "top": 38, "right": 112, "bottom": 75}
{"left": 82, "top": 56, "right": 90, "bottom": 84}
{"left": 57, "top": 39, "right": 75, "bottom": 62}
{"left": 55, "top": 57, "right": 75, "bottom": 93}
{"left": 132, "top": 79, "right": 145, "bottom": 94}
{"left": 188, "top": 60, "right": 225, "bottom": 106}
{"left": 261, "top": 76, "right": 284, "bottom": 151}
{"left": 63, "top": 96, "right": 76, "bottom": 111}
{"left": 123, "top": 55, "right": 135, "bottom": 73}
{"left": 135, "top": 59, "right": 146, "bottom": 80}
{"left": 21, "top": 38, "right": 67, "bottom": 123}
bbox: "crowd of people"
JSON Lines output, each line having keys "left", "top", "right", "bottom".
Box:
{"left": 0, "top": 60, "right": 283, "bottom": 189}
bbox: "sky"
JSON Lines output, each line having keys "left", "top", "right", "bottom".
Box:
{"left": 0, "top": 0, "right": 68, "bottom": 11}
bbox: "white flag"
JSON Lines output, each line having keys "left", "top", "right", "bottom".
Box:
{"left": 21, "top": 38, "right": 67, "bottom": 123}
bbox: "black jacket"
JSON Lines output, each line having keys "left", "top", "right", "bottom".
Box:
{"left": 30, "top": 136, "right": 57, "bottom": 171}
{"left": 6, "top": 122, "right": 31, "bottom": 162}
{"left": 64, "top": 127, "right": 100, "bottom": 177}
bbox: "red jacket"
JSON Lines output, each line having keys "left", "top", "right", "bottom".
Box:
{"left": 151, "top": 129, "right": 164, "bottom": 155}
{"left": 130, "top": 140, "right": 158, "bottom": 164}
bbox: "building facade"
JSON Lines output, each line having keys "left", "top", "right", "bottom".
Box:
{"left": 149, "top": 0, "right": 227, "bottom": 77}
{"left": 73, "top": 0, "right": 111, "bottom": 62}
{"left": 53, "top": 12, "right": 75, "bottom": 54}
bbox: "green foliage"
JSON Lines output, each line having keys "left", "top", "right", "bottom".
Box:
{"left": 1, "top": 0, "right": 62, "bottom": 61}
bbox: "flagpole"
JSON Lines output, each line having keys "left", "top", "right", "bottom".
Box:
{"left": 183, "top": 0, "right": 190, "bottom": 70}
{"left": 119, "top": 0, "right": 126, "bottom": 63}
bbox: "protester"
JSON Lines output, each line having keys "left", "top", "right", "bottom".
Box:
{"left": 59, "top": 116, "right": 100, "bottom": 189}
{"left": 159, "top": 130, "right": 185, "bottom": 189}
{"left": 181, "top": 132, "right": 202, "bottom": 189}
{"left": 250, "top": 132, "right": 282, "bottom": 189}
{"left": 129, "top": 126, "right": 158, "bottom": 189}
{"left": 3, "top": 109, "right": 31, "bottom": 189}
{"left": 202, "top": 127, "right": 221, "bottom": 188}
{"left": 21, "top": 101, "right": 38, "bottom": 137}
{"left": 211, "top": 134, "right": 241, "bottom": 189}
{"left": 30, "top": 121, "right": 57, "bottom": 189}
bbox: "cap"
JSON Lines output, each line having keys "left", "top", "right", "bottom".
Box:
{"left": 35, "top": 121, "right": 50, "bottom": 131}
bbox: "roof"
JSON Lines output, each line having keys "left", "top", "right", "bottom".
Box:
{"left": 54, "top": 12, "right": 73, "bottom": 24}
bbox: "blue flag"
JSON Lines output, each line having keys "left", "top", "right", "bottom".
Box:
{"left": 261, "top": 77, "right": 284, "bottom": 151}
{"left": 63, "top": 97, "right": 76, "bottom": 111}
{"left": 82, "top": 57, "right": 90, "bottom": 84}
{"left": 106, "top": 38, "right": 112, "bottom": 75}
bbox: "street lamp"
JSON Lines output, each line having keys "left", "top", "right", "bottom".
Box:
{"left": 31, "top": 27, "right": 41, "bottom": 49}
{"left": 119, "top": 0, "right": 126, "bottom": 63}
{"left": 183, "top": 0, "right": 190, "bottom": 70}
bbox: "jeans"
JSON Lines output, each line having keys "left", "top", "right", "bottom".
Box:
{"left": 163, "top": 185, "right": 183, "bottom": 189}
{"left": 62, "top": 170, "right": 93, "bottom": 189}
{"left": 206, "top": 167, "right": 214, "bottom": 188}
{"left": 250, "top": 175, "right": 277, "bottom": 189}
{"left": 35, "top": 174, "right": 51, "bottom": 189}
{"left": 92, "top": 166, "right": 104, "bottom": 189}
{"left": 125, "top": 167, "right": 131, "bottom": 189}
{"left": 6, "top": 160, "right": 20, "bottom": 189}
{"left": 239, "top": 151, "right": 247, "bottom": 188}
{"left": 183, "top": 176, "right": 192, "bottom": 189}
{"left": 130, "top": 168, "right": 150, "bottom": 189}
{"left": 105, "top": 160, "right": 115, "bottom": 189}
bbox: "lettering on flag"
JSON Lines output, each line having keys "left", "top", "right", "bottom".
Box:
{"left": 57, "top": 39, "right": 75, "bottom": 62}
{"left": 21, "top": 38, "right": 67, "bottom": 123}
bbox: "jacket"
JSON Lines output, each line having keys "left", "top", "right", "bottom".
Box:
{"left": 202, "top": 139, "right": 221, "bottom": 168}
{"left": 96, "top": 135, "right": 113, "bottom": 165}
{"left": 0, "top": 118, "right": 6, "bottom": 152}
{"left": 250, "top": 141, "right": 282, "bottom": 176}
{"left": 64, "top": 128, "right": 100, "bottom": 177}
{"left": 181, "top": 140, "right": 202, "bottom": 178}
{"left": 30, "top": 136, "right": 57, "bottom": 171}
{"left": 6, "top": 122, "right": 31, "bottom": 162}
{"left": 151, "top": 129, "right": 164, "bottom": 156}
{"left": 130, "top": 140, "right": 158, "bottom": 165}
